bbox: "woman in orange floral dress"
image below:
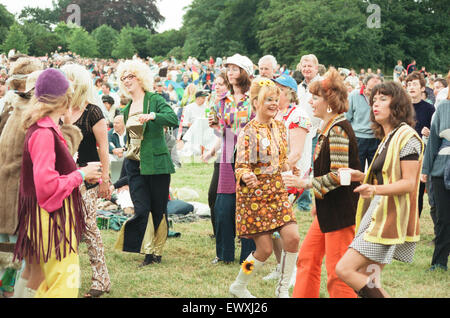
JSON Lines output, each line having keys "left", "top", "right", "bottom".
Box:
{"left": 229, "top": 79, "right": 300, "bottom": 298}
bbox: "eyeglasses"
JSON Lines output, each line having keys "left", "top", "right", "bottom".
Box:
{"left": 120, "top": 74, "right": 136, "bottom": 82}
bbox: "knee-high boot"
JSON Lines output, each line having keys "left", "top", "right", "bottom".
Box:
{"left": 275, "top": 251, "right": 297, "bottom": 298}
{"left": 229, "top": 253, "right": 264, "bottom": 298}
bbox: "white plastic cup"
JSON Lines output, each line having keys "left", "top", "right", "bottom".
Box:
{"left": 87, "top": 162, "right": 102, "bottom": 184}
{"left": 281, "top": 171, "right": 293, "bottom": 178}
{"left": 87, "top": 161, "right": 101, "bottom": 169}
{"left": 339, "top": 169, "right": 352, "bottom": 186}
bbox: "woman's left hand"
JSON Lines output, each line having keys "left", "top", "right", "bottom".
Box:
{"left": 283, "top": 175, "right": 310, "bottom": 189}
{"left": 138, "top": 113, "right": 156, "bottom": 124}
{"left": 354, "top": 184, "right": 377, "bottom": 199}
{"left": 98, "top": 181, "right": 111, "bottom": 200}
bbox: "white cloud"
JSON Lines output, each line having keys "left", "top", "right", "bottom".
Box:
{"left": 0, "top": 0, "right": 192, "bottom": 32}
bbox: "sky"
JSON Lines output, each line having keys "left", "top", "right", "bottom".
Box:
{"left": 0, "top": 0, "right": 193, "bottom": 32}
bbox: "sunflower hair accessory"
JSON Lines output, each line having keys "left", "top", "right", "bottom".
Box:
{"left": 242, "top": 260, "right": 255, "bottom": 275}
{"left": 258, "top": 79, "right": 275, "bottom": 88}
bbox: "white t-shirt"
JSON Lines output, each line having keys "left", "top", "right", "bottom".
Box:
{"left": 183, "top": 102, "right": 207, "bottom": 127}
{"left": 281, "top": 105, "right": 314, "bottom": 178}
{"left": 297, "top": 74, "right": 323, "bottom": 135}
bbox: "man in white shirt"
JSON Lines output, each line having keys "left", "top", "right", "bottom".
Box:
{"left": 345, "top": 69, "right": 359, "bottom": 89}
{"left": 435, "top": 86, "right": 449, "bottom": 109}
{"left": 258, "top": 55, "right": 277, "bottom": 79}
{"left": 108, "top": 115, "right": 127, "bottom": 161}
{"left": 183, "top": 91, "right": 209, "bottom": 128}
{"left": 99, "top": 82, "right": 120, "bottom": 108}
{"left": 297, "top": 54, "right": 323, "bottom": 136}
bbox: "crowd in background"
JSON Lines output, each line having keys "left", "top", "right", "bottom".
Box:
{"left": 0, "top": 47, "right": 448, "bottom": 299}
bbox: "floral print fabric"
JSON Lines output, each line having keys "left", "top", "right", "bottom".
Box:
{"left": 235, "top": 119, "right": 296, "bottom": 237}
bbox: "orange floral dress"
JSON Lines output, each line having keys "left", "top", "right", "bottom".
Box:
{"left": 235, "top": 118, "right": 296, "bottom": 238}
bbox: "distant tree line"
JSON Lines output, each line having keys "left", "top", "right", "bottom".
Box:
{"left": 0, "top": 0, "right": 448, "bottom": 73}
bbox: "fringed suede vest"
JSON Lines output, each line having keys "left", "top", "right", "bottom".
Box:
{"left": 14, "top": 123, "right": 86, "bottom": 264}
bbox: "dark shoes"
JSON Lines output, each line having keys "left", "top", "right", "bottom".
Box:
{"left": 427, "top": 264, "right": 447, "bottom": 272}
{"left": 211, "top": 257, "right": 232, "bottom": 265}
{"left": 84, "top": 289, "right": 110, "bottom": 298}
{"left": 140, "top": 254, "right": 162, "bottom": 267}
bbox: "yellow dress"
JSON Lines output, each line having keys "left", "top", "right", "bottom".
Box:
{"left": 235, "top": 119, "right": 296, "bottom": 237}
{"left": 34, "top": 197, "right": 80, "bottom": 298}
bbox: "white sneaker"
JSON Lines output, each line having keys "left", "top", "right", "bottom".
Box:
{"left": 263, "top": 264, "right": 281, "bottom": 281}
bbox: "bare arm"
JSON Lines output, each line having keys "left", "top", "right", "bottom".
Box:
{"left": 355, "top": 160, "right": 421, "bottom": 199}
{"left": 288, "top": 127, "right": 307, "bottom": 170}
{"left": 92, "top": 118, "right": 111, "bottom": 199}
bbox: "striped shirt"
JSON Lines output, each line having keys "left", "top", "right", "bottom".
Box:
{"left": 312, "top": 114, "right": 350, "bottom": 199}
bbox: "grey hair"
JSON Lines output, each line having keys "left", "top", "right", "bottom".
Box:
{"left": 258, "top": 55, "right": 277, "bottom": 70}
{"left": 364, "top": 74, "right": 381, "bottom": 85}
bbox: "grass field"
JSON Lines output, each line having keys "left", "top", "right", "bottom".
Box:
{"left": 79, "top": 163, "right": 449, "bottom": 298}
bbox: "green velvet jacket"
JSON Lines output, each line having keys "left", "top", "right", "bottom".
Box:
{"left": 122, "top": 92, "right": 179, "bottom": 175}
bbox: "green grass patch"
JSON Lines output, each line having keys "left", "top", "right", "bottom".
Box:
{"left": 79, "top": 163, "right": 449, "bottom": 298}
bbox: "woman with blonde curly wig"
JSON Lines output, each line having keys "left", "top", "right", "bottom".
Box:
{"left": 284, "top": 68, "right": 361, "bottom": 298}
{"left": 114, "top": 59, "right": 178, "bottom": 267}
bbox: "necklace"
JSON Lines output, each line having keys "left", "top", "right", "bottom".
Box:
{"left": 376, "top": 124, "right": 403, "bottom": 156}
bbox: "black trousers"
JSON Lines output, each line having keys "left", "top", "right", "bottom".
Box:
{"left": 418, "top": 181, "right": 426, "bottom": 217}
{"left": 431, "top": 177, "right": 450, "bottom": 268}
{"left": 208, "top": 162, "right": 220, "bottom": 236}
{"left": 122, "top": 159, "right": 170, "bottom": 253}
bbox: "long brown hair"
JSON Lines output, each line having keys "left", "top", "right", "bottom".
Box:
{"left": 229, "top": 68, "right": 252, "bottom": 95}
{"left": 369, "top": 81, "right": 416, "bottom": 139}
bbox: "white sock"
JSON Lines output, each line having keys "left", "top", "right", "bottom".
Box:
{"left": 23, "top": 287, "right": 36, "bottom": 298}
{"left": 12, "top": 277, "right": 29, "bottom": 298}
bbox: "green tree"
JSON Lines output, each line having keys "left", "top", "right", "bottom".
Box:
{"left": 0, "top": 4, "right": 16, "bottom": 43}
{"left": 257, "top": 0, "right": 383, "bottom": 70}
{"left": 128, "top": 26, "right": 152, "bottom": 58}
{"left": 373, "top": 0, "right": 450, "bottom": 72}
{"left": 111, "top": 28, "right": 136, "bottom": 59}
{"left": 68, "top": 27, "right": 99, "bottom": 57}
{"left": 182, "top": 0, "right": 268, "bottom": 61}
{"left": 92, "top": 24, "right": 119, "bottom": 58}
{"left": 181, "top": 0, "right": 226, "bottom": 60}
{"left": 53, "top": 21, "right": 78, "bottom": 52}
{"left": 20, "top": 22, "right": 63, "bottom": 57}
{"left": 146, "top": 29, "right": 186, "bottom": 58}
{"left": 21, "top": 0, "right": 164, "bottom": 33}
{"left": 2, "top": 23, "right": 30, "bottom": 55}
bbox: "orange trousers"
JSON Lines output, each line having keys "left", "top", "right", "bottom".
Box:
{"left": 292, "top": 217, "right": 357, "bottom": 298}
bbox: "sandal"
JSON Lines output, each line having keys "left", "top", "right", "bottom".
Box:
{"left": 84, "top": 289, "right": 110, "bottom": 298}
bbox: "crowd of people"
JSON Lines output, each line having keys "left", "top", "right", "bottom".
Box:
{"left": 0, "top": 48, "right": 448, "bottom": 299}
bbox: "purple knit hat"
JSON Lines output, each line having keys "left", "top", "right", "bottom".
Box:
{"left": 35, "top": 68, "right": 70, "bottom": 101}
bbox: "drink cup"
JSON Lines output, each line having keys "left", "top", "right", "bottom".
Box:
{"left": 281, "top": 171, "right": 293, "bottom": 177}
{"left": 87, "top": 161, "right": 101, "bottom": 170}
{"left": 339, "top": 169, "right": 352, "bottom": 186}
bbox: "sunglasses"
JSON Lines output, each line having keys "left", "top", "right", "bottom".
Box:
{"left": 120, "top": 74, "right": 136, "bottom": 82}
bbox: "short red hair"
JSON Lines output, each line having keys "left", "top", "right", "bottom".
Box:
{"left": 309, "top": 67, "right": 348, "bottom": 114}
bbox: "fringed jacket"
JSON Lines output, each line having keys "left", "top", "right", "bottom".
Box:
{"left": 13, "top": 117, "right": 86, "bottom": 263}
